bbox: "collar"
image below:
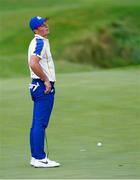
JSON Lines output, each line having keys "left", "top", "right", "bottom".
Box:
{"left": 35, "top": 34, "right": 47, "bottom": 40}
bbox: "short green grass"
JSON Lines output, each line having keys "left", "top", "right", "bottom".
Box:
{"left": 0, "top": 67, "right": 140, "bottom": 179}
{"left": 0, "top": 1, "right": 140, "bottom": 178}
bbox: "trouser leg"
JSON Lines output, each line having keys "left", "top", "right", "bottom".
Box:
{"left": 30, "top": 85, "right": 54, "bottom": 159}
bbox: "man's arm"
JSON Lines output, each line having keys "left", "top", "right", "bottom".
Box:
{"left": 29, "top": 55, "right": 51, "bottom": 94}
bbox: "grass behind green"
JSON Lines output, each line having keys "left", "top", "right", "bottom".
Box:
{"left": 0, "top": 55, "right": 94, "bottom": 78}
{"left": 0, "top": 0, "right": 140, "bottom": 77}
{"left": 0, "top": 67, "right": 140, "bottom": 178}
{"left": 1, "top": 0, "right": 140, "bottom": 57}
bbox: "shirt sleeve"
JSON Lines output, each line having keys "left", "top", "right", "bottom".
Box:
{"left": 32, "top": 38, "right": 44, "bottom": 59}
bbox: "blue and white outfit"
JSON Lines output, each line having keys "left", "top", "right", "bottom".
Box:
{"left": 28, "top": 34, "right": 56, "bottom": 160}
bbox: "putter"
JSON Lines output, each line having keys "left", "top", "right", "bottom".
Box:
{"left": 45, "top": 131, "right": 49, "bottom": 158}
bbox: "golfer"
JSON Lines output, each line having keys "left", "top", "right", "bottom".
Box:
{"left": 28, "top": 16, "right": 60, "bottom": 168}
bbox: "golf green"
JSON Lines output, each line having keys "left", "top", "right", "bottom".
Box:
{"left": 0, "top": 68, "right": 140, "bottom": 178}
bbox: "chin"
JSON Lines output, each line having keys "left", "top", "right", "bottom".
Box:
{"left": 43, "top": 32, "right": 49, "bottom": 37}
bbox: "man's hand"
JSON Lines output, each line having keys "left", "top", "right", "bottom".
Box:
{"left": 44, "top": 80, "right": 51, "bottom": 94}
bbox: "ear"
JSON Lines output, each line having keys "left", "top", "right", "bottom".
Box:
{"left": 34, "top": 29, "right": 38, "bottom": 34}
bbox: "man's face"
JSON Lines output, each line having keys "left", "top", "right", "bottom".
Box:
{"left": 35, "top": 20, "right": 49, "bottom": 37}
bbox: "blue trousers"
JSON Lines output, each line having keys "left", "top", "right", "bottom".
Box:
{"left": 29, "top": 79, "right": 55, "bottom": 159}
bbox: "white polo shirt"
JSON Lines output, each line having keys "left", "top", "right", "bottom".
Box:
{"left": 28, "top": 34, "right": 56, "bottom": 82}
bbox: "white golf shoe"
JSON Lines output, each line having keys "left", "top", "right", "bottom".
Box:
{"left": 30, "top": 157, "right": 35, "bottom": 166}
{"left": 30, "top": 157, "right": 60, "bottom": 168}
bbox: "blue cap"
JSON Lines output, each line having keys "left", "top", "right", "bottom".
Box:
{"left": 29, "top": 16, "right": 47, "bottom": 31}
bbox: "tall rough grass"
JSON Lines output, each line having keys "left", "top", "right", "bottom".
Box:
{"left": 63, "top": 21, "right": 140, "bottom": 68}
